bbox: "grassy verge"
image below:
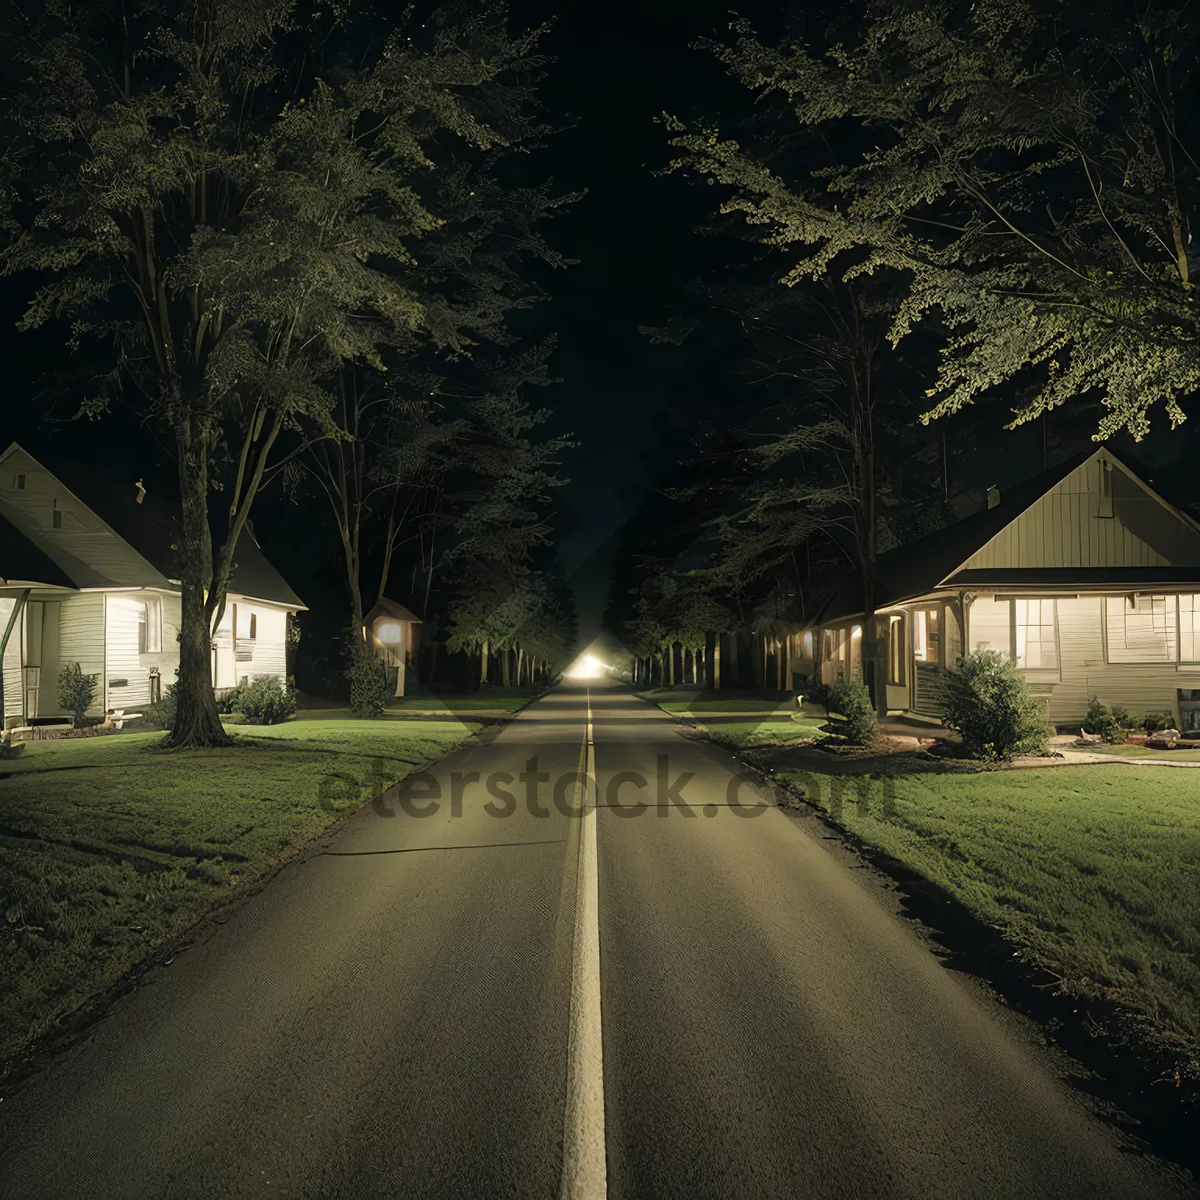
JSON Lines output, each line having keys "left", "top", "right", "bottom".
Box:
{"left": 639, "top": 687, "right": 797, "bottom": 715}
{"left": 0, "top": 717, "right": 479, "bottom": 1065}
{"left": 771, "top": 760, "right": 1200, "bottom": 1076}
{"left": 694, "top": 717, "right": 828, "bottom": 748}
{"left": 1085, "top": 742, "right": 1200, "bottom": 760}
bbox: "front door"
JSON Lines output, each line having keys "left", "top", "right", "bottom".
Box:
{"left": 912, "top": 606, "right": 946, "bottom": 717}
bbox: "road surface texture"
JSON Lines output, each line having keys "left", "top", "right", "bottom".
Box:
{"left": 0, "top": 683, "right": 1187, "bottom": 1199}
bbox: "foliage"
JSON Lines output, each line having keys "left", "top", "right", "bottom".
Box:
{"left": 237, "top": 675, "right": 296, "bottom": 726}
{"left": 1142, "top": 711, "right": 1174, "bottom": 734}
{"left": 0, "top": 0, "right": 559, "bottom": 746}
{"left": 214, "top": 686, "right": 244, "bottom": 716}
{"left": 56, "top": 662, "right": 98, "bottom": 729}
{"left": 942, "top": 651, "right": 1049, "bottom": 759}
{"left": 670, "top": 0, "right": 1200, "bottom": 441}
{"left": 144, "top": 679, "right": 180, "bottom": 731}
{"left": 825, "top": 679, "right": 877, "bottom": 746}
{"left": 1083, "top": 695, "right": 1112, "bottom": 736}
{"left": 345, "top": 641, "right": 393, "bottom": 719}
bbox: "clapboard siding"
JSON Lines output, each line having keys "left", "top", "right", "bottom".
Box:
{"left": 57, "top": 594, "right": 106, "bottom": 716}
{"left": 2, "top": 598, "right": 22, "bottom": 721}
{"left": 0, "top": 448, "right": 168, "bottom": 588}
{"left": 242, "top": 604, "right": 287, "bottom": 678}
{"left": 962, "top": 456, "right": 1200, "bottom": 571}
{"left": 104, "top": 591, "right": 181, "bottom": 710}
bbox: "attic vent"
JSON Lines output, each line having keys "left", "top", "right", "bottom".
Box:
{"left": 135, "top": 478, "right": 147, "bottom": 505}
{"left": 13, "top": 473, "right": 25, "bottom": 490}
{"left": 986, "top": 485, "right": 1001, "bottom": 510}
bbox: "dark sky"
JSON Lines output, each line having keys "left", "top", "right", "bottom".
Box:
{"left": 505, "top": 0, "right": 782, "bottom": 629}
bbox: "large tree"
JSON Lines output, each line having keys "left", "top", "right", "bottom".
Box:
{"left": 1, "top": 0, "right": 549, "bottom": 745}
{"left": 668, "top": 0, "right": 1200, "bottom": 441}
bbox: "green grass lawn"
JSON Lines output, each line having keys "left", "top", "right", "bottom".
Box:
{"left": 642, "top": 687, "right": 797, "bottom": 715}
{"left": 293, "top": 688, "right": 541, "bottom": 719}
{"left": 774, "top": 761, "right": 1200, "bottom": 1073}
{"left": 0, "top": 717, "right": 479, "bottom": 1064}
{"left": 1086, "top": 742, "right": 1200, "bottom": 759}
{"left": 697, "top": 717, "right": 829, "bottom": 748}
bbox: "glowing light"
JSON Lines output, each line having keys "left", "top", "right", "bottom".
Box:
{"left": 566, "top": 653, "right": 607, "bottom": 679}
{"left": 376, "top": 620, "right": 403, "bottom": 643}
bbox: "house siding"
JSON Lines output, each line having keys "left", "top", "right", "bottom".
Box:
{"left": 2, "top": 597, "right": 22, "bottom": 722}
{"left": 961, "top": 456, "right": 1200, "bottom": 572}
{"left": 57, "top": 593, "right": 106, "bottom": 717}
{"left": 103, "top": 591, "right": 182, "bottom": 711}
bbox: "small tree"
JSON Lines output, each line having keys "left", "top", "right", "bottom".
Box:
{"left": 57, "top": 663, "right": 98, "bottom": 728}
{"left": 943, "top": 651, "right": 1049, "bottom": 760}
{"left": 346, "top": 639, "right": 393, "bottom": 719}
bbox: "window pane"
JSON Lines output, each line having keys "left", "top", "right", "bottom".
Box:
{"left": 1014, "top": 597, "right": 1057, "bottom": 669}
{"left": 1106, "top": 595, "right": 1176, "bottom": 662}
{"left": 1182, "top": 596, "right": 1199, "bottom": 662}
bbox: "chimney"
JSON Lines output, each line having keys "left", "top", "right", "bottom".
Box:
{"left": 986, "top": 485, "right": 1001, "bottom": 510}
{"left": 135, "top": 478, "right": 147, "bottom": 505}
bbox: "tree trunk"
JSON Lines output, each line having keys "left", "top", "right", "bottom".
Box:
{"left": 713, "top": 637, "right": 721, "bottom": 690}
{"left": 481, "top": 641, "right": 489, "bottom": 685}
{"left": 166, "top": 415, "right": 232, "bottom": 748}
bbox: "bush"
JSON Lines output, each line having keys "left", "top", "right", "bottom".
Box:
{"left": 144, "top": 678, "right": 179, "bottom": 730}
{"left": 942, "top": 650, "right": 1049, "bottom": 760}
{"left": 57, "top": 662, "right": 98, "bottom": 728}
{"left": 215, "top": 684, "right": 244, "bottom": 714}
{"left": 345, "top": 640, "right": 392, "bottom": 718}
{"left": 1083, "top": 695, "right": 1110, "bottom": 736}
{"left": 825, "top": 679, "right": 878, "bottom": 746}
{"left": 238, "top": 675, "right": 296, "bottom": 725}
{"left": 1142, "top": 711, "right": 1173, "bottom": 734}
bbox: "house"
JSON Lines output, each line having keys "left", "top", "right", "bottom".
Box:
{"left": 0, "top": 443, "right": 306, "bottom": 726}
{"left": 363, "top": 598, "right": 421, "bottom": 697}
{"left": 811, "top": 447, "right": 1200, "bottom": 731}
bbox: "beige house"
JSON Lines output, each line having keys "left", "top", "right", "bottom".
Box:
{"left": 813, "top": 448, "right": 1200, "bottom": 731}
{"left": 0, "top": 443, "right": 305, "bottom": 726}
{"left": 363, "top": 598, "right": 421, "bottom": 697}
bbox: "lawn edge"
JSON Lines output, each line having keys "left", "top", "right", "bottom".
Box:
{"left": 0, "top": 712, "right": 507, "bottom": 1099}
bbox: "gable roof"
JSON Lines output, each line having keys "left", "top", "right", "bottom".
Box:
{"left": 0, "top": 512, "right": 76, "bottom": 588}
{"left": 0, "top": 443, "right": 305, "bottom": 608}
{"left": 816, "top": 447, "right": 1200, "bottom": 622}
{"left": 367, "top": 597, "right": 423, "bottom": 625}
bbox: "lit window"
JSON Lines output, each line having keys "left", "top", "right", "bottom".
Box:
{"left": 376, "top": 620, "right": 403, "bottom": 644}
{"left": 887, "top": 614, "right": 906, "bottom": 685}
{"left": 1106, "top": 595, "right": 1175, "bottom": 663}
{"left": 1014, "top": 598, "right": 1058, "bottom": 669}
{"left": 913, "top": 608, "right": 940, "bottom": 664}
{"left": 138, "top": 596, "right": 163, "bottom": 654}
{"left": 1178, "top": 596, "right": 1200, "bottom": 662}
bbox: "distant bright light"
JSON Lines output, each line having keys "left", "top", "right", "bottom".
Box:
{"left": 566, "top": 653, "right": 607, "bottom": 679}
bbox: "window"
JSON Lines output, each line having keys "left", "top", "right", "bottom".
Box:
{"left": 249, "top": 612, "right": 257, "bottom": 640}
{"left": 1178, "top": 595, "right": 1200, "bottom": 662}
{"left": 14, "top": 473, "right": 25, "bottom": 490}
{"left": 1105, "top": 595, "right": 1176, "bottom": 663}
{"left": 138, "top": 596, "right": 163, "bottom": 654}
{"left": 1014, "top": 598, "right": 1058, "bottom": 669}
{"left": 1095, "top": 460, "right": 1114, "bottom": 518}
{"left": 887, "top": 614, "right": 906, "bottom": 685}
{"left": 52, "top": 500, "right": 63, "bottom": 528}
{"left": 913, "top": 608, "right": 940, "bottom": 664}
{"left": 821, "top": 627, "right": 849, "bottom": 683}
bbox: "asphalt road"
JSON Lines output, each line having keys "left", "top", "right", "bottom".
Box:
{"left": 0, "top": 683, "right": 1187, "bottom": 1198}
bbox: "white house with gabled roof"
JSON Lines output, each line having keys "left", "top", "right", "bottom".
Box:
{"left": 0, "top": 442, "right": 306, "bottom": 726}
{"left": 811, "top": 447, "right": 1200, "bottom": 731}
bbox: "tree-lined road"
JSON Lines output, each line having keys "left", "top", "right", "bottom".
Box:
{"left": 0, "top": 684, "right": 1184, "bottom": 1198}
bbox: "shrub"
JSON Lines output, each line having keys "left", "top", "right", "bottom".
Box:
{"left": 238, "top": 675, "right": 296, "bottom": 725}
{"left": 942, "top": 650, "right": 1049, "bottom": 760}
{"left": 214, "top": 684, "right": 244, "bottom": 714}
{"left": 346, "top": 639, "right": 392, "bottom": 717}
{"left": 805, "top": 680, "right": 831, "bottom": 713}
{"left": 57, "top": 662, "right": 98, "bottom": 728}
{"left": 144, "top": 678, "right": 179, "bottom": 730}
{"left": 1083, "top": 695, "right": 1110, "bottom": 736}
{"left": 825, "top": 679, "right": 878, "bottom": 746}
{"left": 1142, "top": 711, "right": 1173, "bottom": 734}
